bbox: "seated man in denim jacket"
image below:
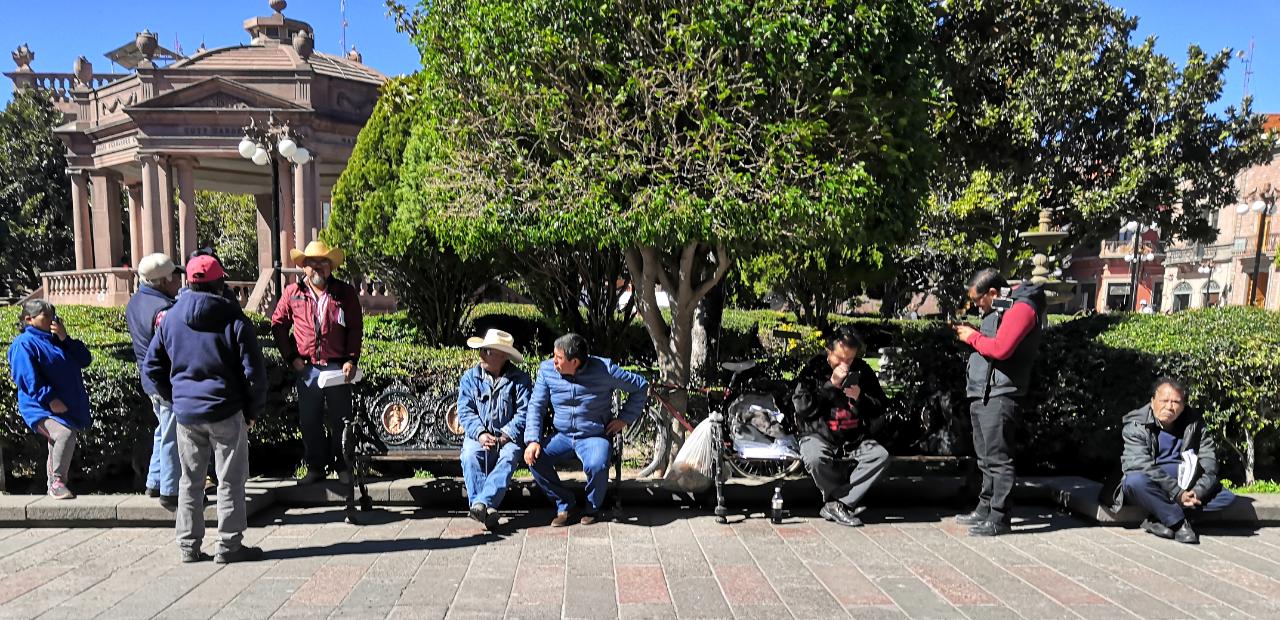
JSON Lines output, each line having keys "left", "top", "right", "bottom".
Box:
{"left": 457, "top": 329, "right": 531, "bottom": 530}
{"left": 523, "top": 333, "right": 648, "bottom": 526}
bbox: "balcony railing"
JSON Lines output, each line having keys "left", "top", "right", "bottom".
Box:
{"left": 41, "top": 268, "right": 137, "bottom": 307}
{"left": 1099, "top": 239, "right": 1163, "bottom": 260}
{"left": 1234, "top": 233, "right": 1280, "bottom": 257}
{"left": 6, "top": 71, "right": 129, "bottom": 103}
{"left": 1164, "top": 243, "right": 1234, "bottom": 265}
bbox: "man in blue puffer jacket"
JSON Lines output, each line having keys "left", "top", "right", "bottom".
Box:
{"left": 143, "top": 255, "right": 266, "bottom": 564}
{"left": 523, "top": 333, "right": 647, "bottom": 526}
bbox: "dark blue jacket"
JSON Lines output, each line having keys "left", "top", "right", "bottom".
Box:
{"left": 457, "top": 363, "right": 532, "bottom": 444}
{"left": 524, "top": 356, "right": 647, "bottom": 443}
{"left": 143, "top": 290, "right": 267, "bottom": 424}
{"left": 7, "top": 326, "right": 93, "bottom": 431}
{"left": 126, "top": 284, "right": 175, "bottom": 396}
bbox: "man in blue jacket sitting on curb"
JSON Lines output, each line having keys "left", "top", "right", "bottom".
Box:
{"left": 457, "top": 329, "right": 532, "bottom": 530}
{"left": 523, "top": 333, "right": 648, "bottom": 526}
{"left": 144, "top": 254, "right": 267, "bottom": 564}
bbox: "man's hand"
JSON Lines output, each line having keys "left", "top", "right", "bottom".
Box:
{"left": 291, "top": 358, "right": 306, "bottom": 372}
{"left": 523, "top": 442, "right": 542, "bottom": 466}
{"left": 830, "top": 363, "right": 850, "bottom": 389}
{"left": 953, "top": 324, "right": 978, "bottom": 343}
{"left": 342, "top": 361, "right": 357, "bottom": 382}
{"left": 478, "top": 432, "right": 498, "bottom": 449}
{"left": 1180, "top": 490, "right": 1201, "bottom": 507}
{"left": 606, "top": 419, "right": 628, "bottom": 436}
{"left": 50, "top": 318, "right": 68, "bottom": 342}
{"left": 843, "top": 385, "right": 862, "bottom": 401}
{"left": 49, "top": 398, "right": 67, "bottom": 414}
{"left": 248, "top": 418, "right": 256, "bottom": 430}
{"left": 498, "top": 433, "right": 512, "bottom": 447}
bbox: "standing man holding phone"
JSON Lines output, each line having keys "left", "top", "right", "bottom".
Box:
{"left": 951, "top": 268, "right": 1045, "bottom": 536}
{"left": 792, "top": 326, "right": 890, "bottom": 527}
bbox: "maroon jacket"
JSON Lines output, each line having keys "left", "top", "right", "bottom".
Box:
{"left": 271, "top": 277, "right": 363, "bottom": 367}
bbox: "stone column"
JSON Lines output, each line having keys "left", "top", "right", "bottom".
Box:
{"left": 139, "top": 154, "right": 162, "bottom": 257}
{"left": 89, "top": 172, "right": 123, "bottom": 269}
{"left": 254, "top": 192, "right": 274, "bottom": 276}
{"left": 69, "top": 172, "right": 92, "bottom": 269}
{"left": 293, "top": 158, "right": 316, "bottom": 246}
{"left": 126, "top": 184, "right": 144, "bottom": 266}
{"left": 174, "top": 158, "right": 198, "bottom": 261}
{"left": 157, "top": 157, "right": 176, "bottom": 258}
{"left": 278, "top": 159, "right": 296, "bottom": 257}
{"left": 309, "top": 155, "right": 323, "bottom": 239}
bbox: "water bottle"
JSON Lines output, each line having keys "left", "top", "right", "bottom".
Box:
{"left": 770, "top": 486, "right": 784, "bottom": 524}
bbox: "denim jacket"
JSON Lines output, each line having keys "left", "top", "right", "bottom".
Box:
{"left": 524, "top": 356, "right": 648, "bottom": 443}
{"left": 456, "top": 363, "right": 532, "bottom": 444}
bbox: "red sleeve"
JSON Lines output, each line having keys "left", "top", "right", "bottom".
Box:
{"left": 965, "top": 303, "right": 1036, "bottom": 361}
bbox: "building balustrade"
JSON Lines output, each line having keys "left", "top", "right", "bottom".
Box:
{"left": 1164, "top": 243, "right": 1234, "bottom": 265}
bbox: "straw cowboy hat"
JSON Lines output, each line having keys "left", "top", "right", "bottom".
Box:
{"left": 289, "top": 240, "right": 345, "bottom": 269}
{"left": 466, "top": 329, "right": 525, "bottom": 363}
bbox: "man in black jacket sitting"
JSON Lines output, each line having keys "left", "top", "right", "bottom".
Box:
{"left": 792, "top": 327, "right": 890, "bottom": 527}
{"left": 1105, "top": 377, "right": 1235, "bottom": 544}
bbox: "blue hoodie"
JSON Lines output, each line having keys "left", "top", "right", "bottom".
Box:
{"left": 524, "top": 356, "right": 648, "bottom": 443}
{"left": 125, "top": 284, "right": 175, "bottom": 397}
{"left": 143, "top": 290, "right": 267, "bottom": 424}
{"left": 7, "top": 326, "right": 93, "bottom": 431}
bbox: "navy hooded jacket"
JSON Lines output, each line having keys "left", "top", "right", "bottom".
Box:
{"left": 125, "top": 284, "right": 175, "bottom": 397}
{"left": 143, "top": 289, "right": 267, "bottom": 424}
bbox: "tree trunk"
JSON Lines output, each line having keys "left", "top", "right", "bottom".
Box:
{"left": 1245, "top": 428, "right": 1256, "bottom": 485}
{"left": 690, "top": 278, "right": 725, "bottom": 383}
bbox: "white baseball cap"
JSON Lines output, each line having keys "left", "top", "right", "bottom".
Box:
{"left": 136, "top": 253, "right": 182, "bottom": 281}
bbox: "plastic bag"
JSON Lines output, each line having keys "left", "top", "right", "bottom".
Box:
{"left": 664, "top": 416, "right": 719, "bottom": 492}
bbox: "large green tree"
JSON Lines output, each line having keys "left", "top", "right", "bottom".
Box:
{"left": 908, "top": 0, "right": 1272, "bottom": 306}
{"left": 194, "top": 191, "right": 258, "bottom": 281}
{"left": 0, "top": 89, "right": 74, "bottom": 299}
{"left": 393, "top": 0, "right": 938, "bottom": 406}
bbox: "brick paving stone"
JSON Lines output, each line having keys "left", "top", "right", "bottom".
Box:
{"left": 844, "top": 605, "right": 908, "bottom": 619}
{"left": 616, "top": 564, "right": 671, "bottom": 605}
{"left": 619, "top": 602, "right": 679, "bottom": 619}
{"left": 874, "top": 575, "right": 961, "bottom": 619}
{"left": 563, "top": 575, "right": 618, "bottom": 619}
{"left": 713, "top": 565, "right": 782, "bottom": 607}
{"left": 772, "top": 582, "right": 848, "bottom": 619}
{"left": 906, "top": 562, "right": 999, "bottom": 606}
{"left": 808, "top": 563, "right": 892, "bottom": 607}
{"left": 666, "top": 576, "right": 732, "bottom": 619}
{"left": 954, "top": 604, "right": 1021, "bottom": 619}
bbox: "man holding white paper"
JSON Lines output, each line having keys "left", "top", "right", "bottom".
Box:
{"left": 1111, "top": 378, "right": 1235, "bottom": 544}
{"left": 270, "top": 240, "right": 364, "bottom": 486}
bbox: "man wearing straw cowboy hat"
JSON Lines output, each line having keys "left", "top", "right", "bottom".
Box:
{"left": 271, "top": 240, "right": 364, "bottom": 485}
{"left": 457, "top": 329, "right": 532, "bottom": 530}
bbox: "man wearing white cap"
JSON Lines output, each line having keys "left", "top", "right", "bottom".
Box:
{"left": 126, "top": 253, "right": 183, "bottom": 508}
{"left": 271, "top": 240, "right": 364, "bottom": 485}
{"left": 457, "top": 329, "right": 531, "bottom": 529}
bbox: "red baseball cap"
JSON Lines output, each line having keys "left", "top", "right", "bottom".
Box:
{"left": 186, "top": 254, "right": 227, "bottom": 283}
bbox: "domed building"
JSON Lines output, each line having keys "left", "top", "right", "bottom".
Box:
{"left": 6, "top": 0, "right": 391, "bottom": 311}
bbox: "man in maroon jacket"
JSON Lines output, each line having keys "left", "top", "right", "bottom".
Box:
{"left": 271, "top": 241, "right": 364, "bottom": 485}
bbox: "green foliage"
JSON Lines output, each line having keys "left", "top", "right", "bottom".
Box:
{"left": 1222, "top": 479, "right": 1280, "bottom": 494}
{"left": 0, "top": 89, "right": 74, "bottom": 300}
{"left": 194, "top": 191, "right": 258, "bottom": 280}
{"left": 328, "top": 75, "right": 495, "bottom": 345}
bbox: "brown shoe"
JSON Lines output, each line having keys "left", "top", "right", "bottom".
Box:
{"left": 551, "top": 511, "right": 572, "bottom": 527}
{"left": 579, "top": 512, "right": 600, "bottom": 525}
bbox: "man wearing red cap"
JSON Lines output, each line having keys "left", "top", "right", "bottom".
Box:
{"left": 144, "top": 255, "right": 267, "bottom": 564}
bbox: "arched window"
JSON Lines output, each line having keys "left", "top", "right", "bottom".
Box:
{"left": 1172, "top": 282, "right": 1193, "bottom": 312}
{"left": 1202, "top": 280, "right": 1222, "bottom": 308}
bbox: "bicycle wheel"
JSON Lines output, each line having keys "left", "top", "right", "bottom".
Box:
{"left": 725, "top": 454, "right": 802, "bottom": 481}
{"left": 622, "top": 401, "right": 671, "bottom": 478}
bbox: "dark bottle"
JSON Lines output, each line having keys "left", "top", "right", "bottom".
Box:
{"left": 770, "top": 486, "right": 784, "bottom": 524}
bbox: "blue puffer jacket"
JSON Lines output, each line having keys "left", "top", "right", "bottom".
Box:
{"left": 524, "top": 356, "right": 648, "bottom": 443}
{"left": 456, "top": 363, "right": 532, "bottom": 444}
{"left": 7, "top": 326, "right": 93, "bottom": 431}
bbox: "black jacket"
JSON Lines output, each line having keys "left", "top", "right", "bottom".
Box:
{"left": 1100, "top": 404, "right": 1219, "bottom": 512}
{"left": 792, "top": 355, "right": 887, "bottom": 445}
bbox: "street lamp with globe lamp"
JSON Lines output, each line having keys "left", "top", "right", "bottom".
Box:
{"left": 1235, "top": 185, "right": 1277, "bottom": 308}
{"left": 1123, "top": 220, "right": 1157, "bottom": 312}
{"left": 238, "top": 113, "right": 311, "bottom": 302}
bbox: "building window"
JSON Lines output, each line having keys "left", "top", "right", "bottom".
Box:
{"left": 1203, "top": 280, "right": 1221, "bottom": 308}
{"left": 1106, "top": 283, "right": 1131, "bottom": 311}
{"left": 1172, "top": 282, "right": 1192, "bottom": 311}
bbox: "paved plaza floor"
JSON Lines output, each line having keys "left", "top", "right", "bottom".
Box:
{"left": 0, "top": 505, "right": 1277, "bottom": 619}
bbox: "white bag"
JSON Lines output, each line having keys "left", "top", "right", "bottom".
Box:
{"left": 664, "top": 416, "right": 719, "bottom": 492}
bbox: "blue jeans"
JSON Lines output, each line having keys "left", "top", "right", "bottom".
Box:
{"left": 1122, "top": 467, "right": 1237, "bottom": 527}
{"left": 529, "top": 432, "right": 611, "bottom": 513}
{"left": 146, "top": 396, "right": 179, "bottom": 496}
{"left": 460, "top": 438, "right": 522, "bottom": 508}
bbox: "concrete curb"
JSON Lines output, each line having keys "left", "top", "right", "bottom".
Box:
{"left": 1022, "top": 475, "right": 1280, "bottom": 526}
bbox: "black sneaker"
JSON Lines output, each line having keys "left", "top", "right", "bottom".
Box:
{"left": 215, "top": 545, "right": 264, "bottom": 564}
{"left": 819, "top": 501, "right": 864, "bottom": 527}
{"left": 468, "top": 502, "right": 489, "bottom": 527}
{"left": 1140, "top": 518, "right": 1175, "bottom": 540}
{"left": 1173, "top": 521, "right": 1199, "bottom": 545}
{"left": 180, "top": 548, "right": 212, "bottom": 563}
{"left": 146, "top": 487, "right": 160, "bottom": 498}
{"left": 968, "top": 521, "right": 1012, "bottom": 537}
{"left": 159, "top": 495, "right": 178, "bottom": 511}
{"left": 954, "top": 510, "right": 989, "bottom": 526}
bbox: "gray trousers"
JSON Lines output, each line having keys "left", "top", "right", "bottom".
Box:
{"left": 176, "top": 414, "right": 249, "bottom": 555}
{"left": 36, "top": 419, "right": 76, "bottom": 490}
{"left": 799, "top": 435, "right": 890, "bottom": 507}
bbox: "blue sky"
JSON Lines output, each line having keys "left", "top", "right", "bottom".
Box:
{"left": 1, "top": 0, "right": 1276, "bottom": 113}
